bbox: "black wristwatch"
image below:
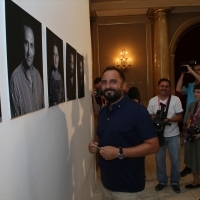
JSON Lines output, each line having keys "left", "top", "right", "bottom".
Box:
{"left": 117, "top": 147, "right": 124, "bottom": 160}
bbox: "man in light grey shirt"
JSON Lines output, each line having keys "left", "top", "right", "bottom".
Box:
{"left": 10, "top": 20, "right": 44, "bottom": 118}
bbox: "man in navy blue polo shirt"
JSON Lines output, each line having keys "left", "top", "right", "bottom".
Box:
{"left": 88, "top": 66, "right": 159, "bottom": 199}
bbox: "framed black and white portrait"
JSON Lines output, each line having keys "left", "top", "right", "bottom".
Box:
{"left": 46, "top": 28, "right": 65, "bottom": 107}
{"left": 5, "top": 0, "right": 44, "bottom": 118}
{"left": 77, "top": 53, "right": 85, "bottom": 98}
{"left": 66, "top": 43, "right": 76, "bottom": 101}
{"left": 0, "top": 96, "right": 2, "bottom": 122}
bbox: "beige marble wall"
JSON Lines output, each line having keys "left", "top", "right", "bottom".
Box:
{"left": 91, "top": 15, "right": 153, "bottom": 102}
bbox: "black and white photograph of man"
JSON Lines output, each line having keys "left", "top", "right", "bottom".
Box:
{"left": 0, "top": 97, "right": 2, "bottom": 122}
{"left": 66, "top": 43, "right": 76, "bottom": 101}
{"left": 46, "top": 28, "right": 65, "bottom": 107}
{"left": 77, "top": 53, "right": 85, "bottom": 98}
{"left": 5, "top": 0, "right": 44, "bottom": 118}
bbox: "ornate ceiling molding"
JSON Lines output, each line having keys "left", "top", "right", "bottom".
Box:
{"left": 91, "top": 0, "right": 200, "bottom": 11}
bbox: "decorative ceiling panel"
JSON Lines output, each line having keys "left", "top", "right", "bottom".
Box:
{"left": 96, "top": 8, "right": 148, "bottom": 17}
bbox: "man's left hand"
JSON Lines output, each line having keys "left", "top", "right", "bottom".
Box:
{"left": 99, "top": 146, "right": 118, "bottom": 160}
{"left": 195, "top": 134, "right": 200, "bottom": 140}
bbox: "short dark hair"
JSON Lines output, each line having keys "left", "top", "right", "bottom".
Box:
{"left": 21, "top": 19, "right": 34, "bottom": 39}
{"left": 194, "top": 83, "right": 200, "bottom": 90}
{"left": 93, "top": 77, "right": 101, "bottom": 85}
{"left": 193, "top": 64, "right": 200, "bottom": 68}
{"left": 127, "top": 87, "right": 141, "bottom": 103}
{"left": 158, "top": 78, "right": 171, "bottom": 86}
{"left": 101, "top": 66, "right": 125, "bottom": 82}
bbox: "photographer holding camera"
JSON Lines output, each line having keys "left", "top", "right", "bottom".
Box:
{"left": 184, "top": 83, "right": 200, "bottom": 189}
{"left": 147, "top": 78, "right": 183, "bottom": 193}
{"left": 92, "top": 77, "right": 107, "bottom": 115}
{"left": 176, "top": 61, "right": 200, "bottom": 177}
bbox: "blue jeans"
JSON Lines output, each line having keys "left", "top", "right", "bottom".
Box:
{"left": 155, "top": 135, "right": 180, "bottom": 185}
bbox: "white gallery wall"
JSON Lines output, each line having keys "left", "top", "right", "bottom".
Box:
{"left": 0, "top": 0, "right": 95, "bottom": 200}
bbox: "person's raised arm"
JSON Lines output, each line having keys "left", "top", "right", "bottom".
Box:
{"left": 187, "top": 65, "right": 200, "bottom": 82}
{"left": 176, "top": 73, "right": 185, "bottom": 94}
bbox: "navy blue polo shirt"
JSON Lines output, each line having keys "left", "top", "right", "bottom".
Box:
{"left": 97, "top": 95, "right": 157, "bottom": 192}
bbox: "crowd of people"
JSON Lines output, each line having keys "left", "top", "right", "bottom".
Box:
{"left": 89, "top": 65, "right": 200, "bottom": 199}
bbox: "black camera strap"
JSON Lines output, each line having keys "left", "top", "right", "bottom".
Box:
{"left": 160, "top": 95, "right": 171, "bottom": 133}
{"left": 156, "top": 95, "right": 171, "bottom": 147}
{"left": 164, "top": 95, "right": 171, "bottom": 119}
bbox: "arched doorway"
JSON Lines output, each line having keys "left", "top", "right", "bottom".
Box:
{"left": 170, "top": 17, "right": 200, "bottom": 132}
{"left": 174, "top": 24, "right": 200, "bottom": 88}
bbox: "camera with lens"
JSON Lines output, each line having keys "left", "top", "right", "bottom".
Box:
{"left": 180, "top": 59, "right": 197, "bottom": 73}
{"left": 153, "top": 103, "right": 171, "bottom": 133}
{"left": 152, "top": 103, "right": 171, "bottom": 146}
{"left": 186, "top": 125, "right": 200, "bottom": 142}
{"left": 95, "top": 88, "right": 103, "bottom": 97}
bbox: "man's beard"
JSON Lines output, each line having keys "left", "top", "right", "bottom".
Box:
{"left": 103, "top": 88, "right": 122, "bottom": 103}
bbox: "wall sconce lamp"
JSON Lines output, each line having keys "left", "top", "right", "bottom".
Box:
{"left": 116, "top": 49, "right": 131, "bottom": 71}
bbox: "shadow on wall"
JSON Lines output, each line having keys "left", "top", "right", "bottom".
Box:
{"left": 69, "top": 53, "right": 95, "bottom": 199}
{"left": 25, "top": 106, "right": 70, "bottom": 200}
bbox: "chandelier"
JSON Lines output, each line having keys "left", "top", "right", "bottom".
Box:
{"left": 116, "top": 49, "right": 131, "bottom": 71}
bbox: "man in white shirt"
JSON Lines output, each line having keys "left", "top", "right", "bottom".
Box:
{"left": 147, "top": 78, "right": 183, "bottom": 193}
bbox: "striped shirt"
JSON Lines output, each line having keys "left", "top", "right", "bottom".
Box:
{"left": 10, "top": 63, "right": 44, "bottom": 118}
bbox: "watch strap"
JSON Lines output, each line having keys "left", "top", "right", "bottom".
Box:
{"left": 118, "top": 147, "right": 124, "bottom": 159}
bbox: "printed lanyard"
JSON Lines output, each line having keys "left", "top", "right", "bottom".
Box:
{"left": 192, "top": 104, "right": 200, "bottom": 125}
{"left": 158, "top": 97, "right": 168, "bottom": 110}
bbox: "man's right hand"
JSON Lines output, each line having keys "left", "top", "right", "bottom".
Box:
{"left": 88, "top": 142, "right": 99, "bottom": 154}
{"left": 150, "top": 114, "right": 156, "bottom": 119}
{"left": 186, "top": 65, "right": 193, "bottom": 74}
{"left": 92, "top": 90, "right": 97, "bottom": 97}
